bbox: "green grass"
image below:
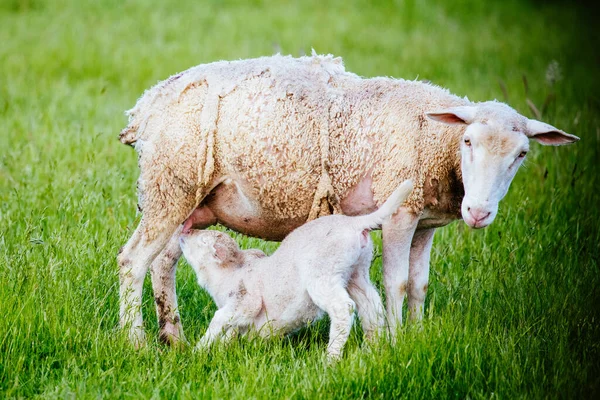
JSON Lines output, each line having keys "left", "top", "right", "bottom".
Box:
{"left": 1, "top": 0, "right": 599, "bottom": 398}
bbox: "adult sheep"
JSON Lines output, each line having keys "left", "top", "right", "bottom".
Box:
{"left": 117, "top": 53, "right": 578, "bottom": 345}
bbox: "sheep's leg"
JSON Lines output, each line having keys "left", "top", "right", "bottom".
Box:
{"left": 408, "top": 228, "right": 436, "bottom": 322}
{"left": 347, "top": 242, "right": 384, "bottom": 341}
{"left": 119, "top": 172, "right": 201, "bottom": 346}
{"left": 381, "top": 209, "right": 419, "bottom": 335}
{"left": 150, "top": 206, "right": 217, "bottom": 344}
{"left": 308, "top": 281, "right": 355, "bottom": 359}
{"left": 118, "top": 219, "right": 182, "bottom": 347}
{"left": 150, "top": 225, "right": 186, "bottom": 345}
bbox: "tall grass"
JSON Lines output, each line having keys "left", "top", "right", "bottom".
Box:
{"left": 1, "top": 0, "right": 599, "bottom": 397}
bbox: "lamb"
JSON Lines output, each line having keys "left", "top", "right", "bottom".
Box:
{"left": 179, "top": 180, "right": 414, "bottom": 358}
{"left": 117, "top": 53, "right": 579, "bottom": 346}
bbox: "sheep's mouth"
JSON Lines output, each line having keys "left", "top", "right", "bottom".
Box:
{"left": 462, "top": 211, "right": 495, "bottom": 229}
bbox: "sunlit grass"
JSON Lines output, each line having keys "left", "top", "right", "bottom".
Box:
{"left": 1, "top": 0, "right": 599, "bottom": 398}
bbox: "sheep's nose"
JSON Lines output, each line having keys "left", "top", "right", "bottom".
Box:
{"left": 467, "top": 207, "right": 491, "bottom": 224}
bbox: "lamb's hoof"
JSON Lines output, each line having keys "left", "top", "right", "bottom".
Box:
{"left": 194, "top": 341, "right": 210, "bottom": 353}
{"left": 326, "top": 351, "right": 343, "bottom": 363}
{"left": 408, "top": 319, "right": 424, "bottom": 332}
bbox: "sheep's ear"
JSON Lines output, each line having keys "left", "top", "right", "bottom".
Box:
{"left": 526, "top": 119, "right": 580, "bottom": 146}
{"left": 426, "top": 106, "right": 476, "bottom": 125}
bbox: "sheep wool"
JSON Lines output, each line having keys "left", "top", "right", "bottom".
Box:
{"left": 120, "top": 53, "right": 470, "bottom": 230}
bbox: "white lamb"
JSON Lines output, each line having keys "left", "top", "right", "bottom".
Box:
{"left": 179, "top": 180, "right": 414, "bottom": 358}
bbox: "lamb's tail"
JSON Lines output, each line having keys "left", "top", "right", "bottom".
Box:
{"left": 355, "top": 179, "right": 414, "bottom": 230}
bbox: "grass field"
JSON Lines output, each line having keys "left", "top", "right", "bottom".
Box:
{"left": 1, "top": 0, "right": 599, "bottom": 398}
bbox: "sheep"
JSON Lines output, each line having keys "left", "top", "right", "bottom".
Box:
{"left": 117, "top": 53, "right": 579, "bottom": 346}
{"left": 179, "top": 180, "right": 414, "bottom": 358}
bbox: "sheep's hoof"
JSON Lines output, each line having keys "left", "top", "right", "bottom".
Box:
{"left": 128, "top": 328, "right": 147, "bottom": 350}
{"left": 159, "top": 323, "right": 188, "bottom": 348}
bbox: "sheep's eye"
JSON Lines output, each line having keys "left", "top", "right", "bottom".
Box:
{"left": 464, "top": 138, "right": 471, "bottom": 146}
{"left": 518, "top": 151, "right": 527, "bottom": 158}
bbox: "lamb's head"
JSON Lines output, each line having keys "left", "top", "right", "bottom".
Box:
{"left": 427, "top": 101, "right": 579, "bottom": 229}
{"left": 179, "top": 230, "right": 243, "bottom": 269}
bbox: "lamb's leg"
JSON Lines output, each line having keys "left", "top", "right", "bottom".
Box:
{"left": 196, "top": 307, "right": 236, "bottom": 350}
{"left": 408, "top": 228, "right": 436, "bottom": 322}
{"left": 381, "top": 209, "right": 419, "bottom": 335}
{"left": 347, "top": 242, "right": 384, "bottom": 341}
{"left": 150, "top": 225, "right": 186, "bottom": 345}
{"left": 348, "top": 277, "right": 384, "bottom": 341}
{"left": 221, "top": 327, "right": 238, "bottom": 344}
{"left": 309, "top": 281, "right": 356, "bottom": 359}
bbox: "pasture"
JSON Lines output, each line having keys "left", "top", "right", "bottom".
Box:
{"left": 1, "top": 0, "right": 599, "bottom": 397}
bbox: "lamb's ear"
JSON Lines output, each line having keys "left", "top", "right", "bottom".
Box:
{"left": 245, "top": 249, "right": 267, "bottom": 259}
{"left": 213, "top": 243, "right": 228, "bottom": 261}
{"left": 426, "top": 106, "right": 476, "bottom": 125}
{"left": 526, "top": 119, "right": 580, "bottom": 146}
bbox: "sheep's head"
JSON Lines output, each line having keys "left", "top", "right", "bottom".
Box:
{"left": 427, "top": 101, "right": 579, "bottom": 229}
{"left": 179, "top": 230, "right": 242, "bottom": 269}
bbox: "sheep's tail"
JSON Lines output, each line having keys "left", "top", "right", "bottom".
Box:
{"left": 355, "top": 180, "right": 414, "bottom": 230}
{"left": 119, "top": 124, "right": 138, "bottom": 146}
